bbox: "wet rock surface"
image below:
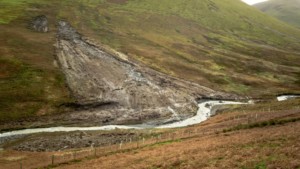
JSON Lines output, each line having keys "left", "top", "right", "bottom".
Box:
{"left": 29, "top": 15, "right": 49, "bottom": 32}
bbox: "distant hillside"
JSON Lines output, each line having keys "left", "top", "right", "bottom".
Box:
{"left": 1, "top": 0, "right": 300, "bottom": 123}
{"left": 254, "top": 0, "right": 300, "bottom": 28}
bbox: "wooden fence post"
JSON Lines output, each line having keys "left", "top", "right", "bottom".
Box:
{"left": 52, "top": 155, "right": 55, "bottom": 165}
{"left": 74, "top": 151, "right": 77, "bottom": 160}
{"left": 20, "top": 162, "right": 22, "bottom": 169}
{"left": 119, "top": 141, "right": 123, "bottom": 150}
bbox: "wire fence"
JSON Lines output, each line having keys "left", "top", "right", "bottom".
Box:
{"left": 14, "top": 128, "right": 225, "bottom": 169}
{"left": 13, "top": 107, "right": 300, "bottom": 169}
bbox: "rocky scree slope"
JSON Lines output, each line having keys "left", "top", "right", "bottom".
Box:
{"left": 54, "top": 21, "right": 236, "bottom": 126}
{"left": 1, "top": 0, "right": 300, "bottom": 130}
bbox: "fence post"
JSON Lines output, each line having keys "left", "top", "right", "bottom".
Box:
{"left": 119, "top": 141, "right": 123, "bottom": 150}
{"left": 74, "top": 151, "right": 77, "bottom": 160}
{"left": 94, "top": 148, "right": 97, "bottom": 157}
{"left": 20, "top": 162, "right": 22, "bottom": 169}
{"left": 52, "top": 155, "right": 55, "bottom": 165}
{"left": 142, "top": 137, "right": 145, "bottom": 145}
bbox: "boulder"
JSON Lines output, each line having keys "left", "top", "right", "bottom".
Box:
{"left": 30, "top": 15, "right": 49, "bottom": 33}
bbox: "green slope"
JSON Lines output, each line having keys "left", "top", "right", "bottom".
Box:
{"left": 1, "top": 0, "right": 300, "bottom": 122}
{"left": 254, "top": 0, "right": 300, "bottom": 28}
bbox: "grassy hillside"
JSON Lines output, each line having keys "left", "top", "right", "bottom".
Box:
{"left": 254, "top": 0, "right": 300, "bottom": 28}
{"left": 45, "top": 0, "right": 300, "bottom": 95}
{"left": 0, "top": 0, "right": 74, "bottom": 122}
{"left": 1, "top": 0, "right": 300, "bottom": 122}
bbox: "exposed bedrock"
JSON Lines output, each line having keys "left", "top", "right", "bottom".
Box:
{"left": 55, "top": 21, "right": 239, "bottom": 125}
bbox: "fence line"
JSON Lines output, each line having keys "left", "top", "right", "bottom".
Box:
{"left": 21, "top": 128, "right": 219, "bottom": 168}
{"left": 15, "top": 110, "right": 299, "bottom": 169}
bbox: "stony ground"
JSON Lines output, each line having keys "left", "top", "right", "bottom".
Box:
{"left": 6, "top": 131, "right": 136, "bottom": 152}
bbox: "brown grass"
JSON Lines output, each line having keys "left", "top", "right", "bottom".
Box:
{"left": 55, "top": 122, "right": 300, "bottom": 169}
{"left": 0, "top": 99, "right": 299, "bottom": 169}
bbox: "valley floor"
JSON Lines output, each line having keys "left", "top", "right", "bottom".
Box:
{"left": 59, "top": 122, "right": 300, "bottom": 169}
{"left": 0, "top": 99, "right": 299, "bottom": 169}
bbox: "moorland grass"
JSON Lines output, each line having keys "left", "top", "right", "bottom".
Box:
{"left": 0, "top": 0, "right": 300, "bottom": 122}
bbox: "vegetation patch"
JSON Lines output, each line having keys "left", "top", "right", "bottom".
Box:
{"left": 0, "top": 57, "right": 70, "bottom": 122}
{"left": 223, "top": 117, "right": 300, "bottom": 133}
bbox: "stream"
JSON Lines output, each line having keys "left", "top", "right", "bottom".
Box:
{"left": 277, "top": 95, "right": 300, "bottom": 101}
{"left": 0, "top": 100, "right": 246, "bottom": 139}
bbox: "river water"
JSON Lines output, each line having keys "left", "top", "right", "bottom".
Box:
{"left": 2, "top": 94, "right": 298, "bottom": 139}
{"left": 0, "top": 100, "right": 246, "bottom": 138}
{"left": 277, "top": 95, "right": 300, "bottom": 101}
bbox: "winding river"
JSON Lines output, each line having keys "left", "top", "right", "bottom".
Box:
{"left": 0, "top": 100, "right": 246, "bottom": 138}
{"left": 1, "top": 94, "right": 298, "bottom": 139}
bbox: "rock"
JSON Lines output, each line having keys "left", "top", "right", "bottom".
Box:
{"left": 57, "top": 21, "right": 81, "bottom": 41}
{"left": 30, "top": 15, "right": 49, "bottom": 33}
